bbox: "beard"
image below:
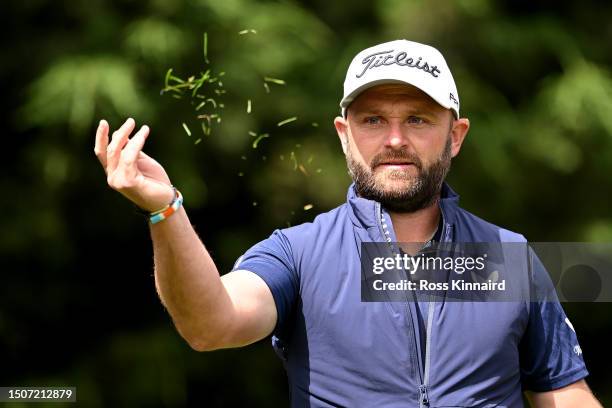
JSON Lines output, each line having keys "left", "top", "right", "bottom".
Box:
{"left": 346, "top": 136, "right": 452, "bottom": 213}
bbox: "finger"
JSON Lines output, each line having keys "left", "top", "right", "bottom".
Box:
{"left": 137, "top": 150, "right": 162, "bottom": 167}
{"left": 94, "top": 119, "right": 110, "bottom": 170}
{"left": 138, "top": 150, "right": 152, "bottom": 160}
{"left": 119, "top": 125, "right": 150, "bottom": 171}
{"left": 107, "top": 117, "right": 135, "bottom": 170}
{"left": 107, "top": 118, "right": 136, "bottom": 173}
{"left": 134, "top": 150, "right": 172, "bottom": 186}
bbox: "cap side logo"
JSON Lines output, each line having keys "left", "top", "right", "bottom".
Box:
{"left": 449, "top": 92, "right": 459, "bottom": 106}
{"left": 357, "top": 49, "right": 441, "bottom": 79}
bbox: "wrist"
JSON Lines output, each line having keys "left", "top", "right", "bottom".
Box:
{"left": 133, "top": 186, "right": 184, "bottom": 224}
{"left": 149, "top": 188, "right": 183, "bottom": 224}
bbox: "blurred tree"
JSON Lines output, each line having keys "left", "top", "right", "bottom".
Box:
{"left": 2, "top": 0, "right": 611, "bottom": 406}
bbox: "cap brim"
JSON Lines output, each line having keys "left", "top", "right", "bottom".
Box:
{"left": 340, "top": 79, "right": 458, "bottom": 118}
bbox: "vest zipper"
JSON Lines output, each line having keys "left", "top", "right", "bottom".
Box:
{"left": 421, "top": 205, "right": 450, "bottom": 407}
{"left": 376, "top": 201, "right": 451, "bottom": 407}
{"left": 376, "top": 202, "right": 429, "bottom": 405}
{"left": 418, "top": 384, "right": 430, "bottom": 407}
{"left": 424, "top": 205, "right": 453, "bottom": 407}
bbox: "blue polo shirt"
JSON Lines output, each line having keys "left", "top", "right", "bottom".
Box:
{"left": 232, "top": 183, "right": 588, "bottom": 407}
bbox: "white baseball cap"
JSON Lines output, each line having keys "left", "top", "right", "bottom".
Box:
{"left": 340, "top": 39, "right": 460, "bottom": 118}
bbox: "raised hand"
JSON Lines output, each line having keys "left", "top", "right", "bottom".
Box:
{"left": 94, "top": 118, "right": 175, "bottom": 213}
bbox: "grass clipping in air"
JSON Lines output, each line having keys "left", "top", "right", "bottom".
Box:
{"left": 161, "top": 30, "right": 321, "bottom": 218}
{"left": 161, "top": 32, "right": 225, "bottom": 141}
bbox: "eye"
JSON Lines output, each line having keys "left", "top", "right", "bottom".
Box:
{"left": 407, "top": 116, "right": 425, "bottom": 125}
{"left": 364, "top": 116, "right": 382, "bottom": 125}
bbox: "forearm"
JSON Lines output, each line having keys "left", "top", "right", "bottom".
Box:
{"left": 94, "top": 119, "right": 273, "bottom": 351}
{"left": 149, "top": 206, "right": 233, "bottom": 350}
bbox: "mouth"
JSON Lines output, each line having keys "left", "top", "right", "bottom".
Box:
{"left": 376, "top": 161, "right": 416, "bottom": 170}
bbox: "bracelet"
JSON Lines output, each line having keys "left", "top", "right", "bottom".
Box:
{"left": 133, "top": 186, "right": 176, "bottom": 215}
{"left": 148, "top": 186, "right": 177, "bottom": 216}
{"left": 149, "top": 187, "right": 183, "bottom": 224}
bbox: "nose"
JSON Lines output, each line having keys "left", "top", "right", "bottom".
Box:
{"left": 383, "top": 121, "right": 409, "bottom": 149}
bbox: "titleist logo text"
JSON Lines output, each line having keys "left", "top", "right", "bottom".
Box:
{"left": 357, "top": 49, "right": 441, "bottom": 79}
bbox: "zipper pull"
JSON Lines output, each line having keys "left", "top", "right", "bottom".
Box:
{"left": 418, "top": 384, "right": 429, "bottom": 406}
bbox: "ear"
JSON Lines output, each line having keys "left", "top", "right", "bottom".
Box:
{"left": 334, "top": 116, "right": 349, "bottom": 155}
{"left": 449, "top": 117, "right": 470, "bottom": 158}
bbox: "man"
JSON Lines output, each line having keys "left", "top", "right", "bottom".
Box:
{"left": 94, "top": 40, "right": 602, "bottom": 407}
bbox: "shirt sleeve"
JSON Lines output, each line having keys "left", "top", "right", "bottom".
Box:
{"left": 231, "top": 229, "right": 298, "bottom": 339}
{"left": 519, "top": 249, "right": 589, "bottom": 391}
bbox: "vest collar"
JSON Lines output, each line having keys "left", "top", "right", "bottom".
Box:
{"left": 346, "top": 181, "right": 460, "bottom": 230}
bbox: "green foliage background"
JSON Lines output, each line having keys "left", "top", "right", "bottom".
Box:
{"left": 2, "top": 0, "right": 611, "bottom": 405}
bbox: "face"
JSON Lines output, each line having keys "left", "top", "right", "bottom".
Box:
{"left": 334, "top": 83, "right": 470, "bottom": 213}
